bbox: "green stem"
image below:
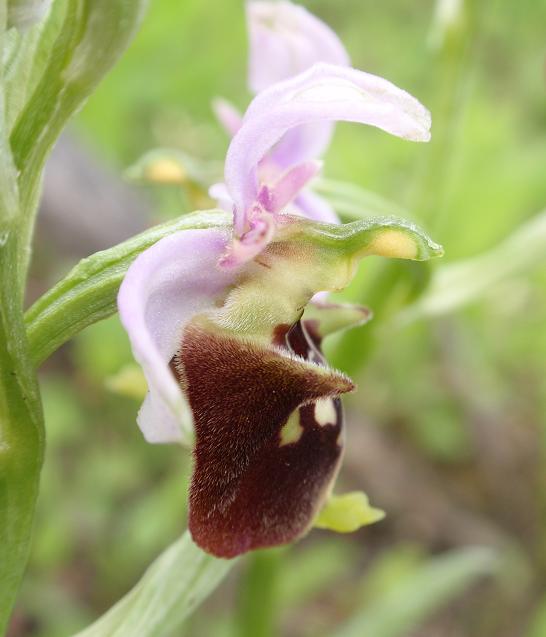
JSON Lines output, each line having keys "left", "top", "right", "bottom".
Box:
{"left": 236, "top": 549, "right": 283, "bottom": 637}
{"left": 0, "top": 7, "right": 44, "bottom": 629}
{"left": 0, "top": 230, "right": 44, "bottom": 634}
{"left": 413, "top": 0, "right": 483, "bottom": 233}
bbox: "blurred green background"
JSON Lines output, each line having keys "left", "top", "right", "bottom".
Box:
{"left": 10, "top": 0, "right": 546, "bottom": 635}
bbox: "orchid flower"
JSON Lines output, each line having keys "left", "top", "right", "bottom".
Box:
{"left": 213, "top": 0, "right": 351, "bottom": 226}
{"left": 118, "top": 63, "right": 439, "bottom": 558}
{"left": 218, "top": 63, "right": 431, "bottom": 267}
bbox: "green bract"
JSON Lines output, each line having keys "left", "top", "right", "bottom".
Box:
{"left": 26, "top": 212, "right": 442, "bottom": 368}
{"left": 25, "top": 211, "right": 230, "bottom": 366}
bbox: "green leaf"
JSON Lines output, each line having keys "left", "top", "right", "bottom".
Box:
{"left": 72, "top": 531, "right": 234, "bottom": 637}
{"left": 0, "top": 233, "right": 44, "bottom": 635}
{"left": 0, "top": 15, "right": 20, "bottom": 230}
{"left": 10, "top": 0, "right": 149, "bottom": 287}
{"left": 3, "top": 1, "right": 62, "bottom": 134}
{"left": 399, "top": 208, "right": 546, "bottom": 322}
{"left": 7, "top": 0, "right": 50, "bottom": 30}
{"left": 25, "top": 210, "right": 230, "bottom": 366}
{"left": 331, "top": 547, "right": 498, "bottom": 637}
{"left": 12, "top": 0, "right": 148, "bottom": 197}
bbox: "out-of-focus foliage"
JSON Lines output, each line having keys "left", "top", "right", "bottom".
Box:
{"left": 12, "top": 0, "right": 546, "bottom": 636}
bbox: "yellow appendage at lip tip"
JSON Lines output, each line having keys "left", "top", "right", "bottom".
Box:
{"left": 314, "top": 491, "right": 386, "bottom": 533}
{"left": 366, "top": 229, "right": 419, "bottom": 260}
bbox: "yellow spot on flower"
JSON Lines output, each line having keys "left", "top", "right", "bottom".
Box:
{"left": 145, "top": 159, "right": 187, "bottom": 184}
{"left": 279, "top": 411, "right": 304, "bottom": 446}
{"left": 314, "top": 398, "right": 337, "bottom": 427}
{"left": 367, "top": 229, "right": 418, "bottom": 259}
{"left": 314, "top": 491, "right": 385, "bottom": 533}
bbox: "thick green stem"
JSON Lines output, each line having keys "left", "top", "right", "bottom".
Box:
{"left": 0, "top": 0, "right": 151, "bottom": 631}
{"left": 0, "top": 230, "right": 44, "bottom": 635}
{"left": 0, "top": 6, "right": 44, "bottom": 629}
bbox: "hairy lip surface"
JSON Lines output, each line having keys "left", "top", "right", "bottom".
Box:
{"left": 176, "top": 320, "right": 352, "bottom": 558}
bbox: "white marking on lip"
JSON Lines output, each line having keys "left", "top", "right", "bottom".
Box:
{"left": 314, "top": 398, "right": 337, "bottom": 427}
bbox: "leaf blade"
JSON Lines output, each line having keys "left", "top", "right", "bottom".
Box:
{"left": 72, "top": 532, "right": 234, "bottom": 637}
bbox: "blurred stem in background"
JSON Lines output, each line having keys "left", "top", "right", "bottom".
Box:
{"left": 331, "top": 0, "right": 483, "bottom": 377}
{"left": 236, "top": 549, "right": 283, "bottom": 637}
{"left": 415, "top": 0, "right": 482, "bottom": 233}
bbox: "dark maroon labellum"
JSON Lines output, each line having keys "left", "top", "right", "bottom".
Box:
{"left": 175, "top": 320, "right": 354, "bottom": 558}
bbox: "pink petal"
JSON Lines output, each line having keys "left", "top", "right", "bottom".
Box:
{"left": 218, "top": 206, "right": 277, "bottom": 268}
{"left": 258, "top": 160, "right": 322, "bottom": 213}
{"left": 117, "top": 228, "right": 237, "bottom": 443}
{"left": 247, "top": 1, "right": 350, "bottom": 169}
{"left": 212, "top": 97, "right": 243, "bottom": 137}
{"left": 247, "top": 1, "right": 350, "bottom": 93}
{"left": 227, "top": 63, "right": 431, "bottom": 234}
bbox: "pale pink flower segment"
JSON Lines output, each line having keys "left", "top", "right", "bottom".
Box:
{"left": 118, "top": 2, "right": 437, "bottom": 558}
{"left": 247, "top": 0, "right": 350, "bottom": 93}
{"left": 220, "top": 63, "right": 431, "bottom": 266}
{"left": 212, "top": 0, "right": 352, "bottom": 230}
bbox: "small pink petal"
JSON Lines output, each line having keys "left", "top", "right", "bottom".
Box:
{"left": 259, "top": 160, "right": 322, "bottom": 213}
{"left": 212, "top": 97, "right": 243, "bottom": 137}
{"left": 219, "top": 208, "right": 277, "bottom": 268}
{"left": 118, "top": 228, "right": 237, "bottom": 443}
{"left": 247, "top": 1, "right": 350, "bottom": 93}
{"left": 226, "top": 63, "right": 431, "bottom": 231}
{"left": 209, "top": 182, "right": 235, "bottom": 213}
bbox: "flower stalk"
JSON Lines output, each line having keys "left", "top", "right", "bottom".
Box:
{"left": 0, "top": 214, "right": 44, "bottom": 635}
{"left": 0, "top": 0, "right": 149, "bottom": 629}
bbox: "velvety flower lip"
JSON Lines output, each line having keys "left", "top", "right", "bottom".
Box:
{"left": 247, "top": 0, "right": 350, "bottom": 93}
{"left": 117, "top": 226, "right": 236, "bottom": 444}
{"left": 224, "top": 62, "right": 431, "bottom": 248}
{"left": 181, "top": 319, "right": 353, "bottom": 558}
